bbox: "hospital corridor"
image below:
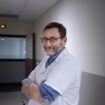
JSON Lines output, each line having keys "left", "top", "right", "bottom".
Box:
{"left": 0, "top": 0, "right": 105, "bottom": 105}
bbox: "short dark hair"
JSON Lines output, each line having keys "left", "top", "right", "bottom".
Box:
{"left": 43, "top": 22, "right": 66, "bottom": 38}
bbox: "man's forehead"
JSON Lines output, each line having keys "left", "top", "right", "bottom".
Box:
{"left": 43, "top": 28, "right": 60, "bottom": 36}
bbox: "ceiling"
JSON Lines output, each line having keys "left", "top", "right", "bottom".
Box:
{"left": 0, "top": 0, "right": 59, "bottom": 22}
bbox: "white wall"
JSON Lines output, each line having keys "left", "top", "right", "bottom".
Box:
{"left": 33, "top": 0, "right": 105, "bottom": 77}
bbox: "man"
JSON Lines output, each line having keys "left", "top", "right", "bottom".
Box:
{"left": 21, "top": 22, "right": 81, "bottom": 105}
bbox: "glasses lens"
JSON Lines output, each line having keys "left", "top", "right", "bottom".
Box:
{"left": 49, "top": 37, "right": 57, "bottom": 42}
{"left": 41, "top": 37, "right": 61, "bottom": 43}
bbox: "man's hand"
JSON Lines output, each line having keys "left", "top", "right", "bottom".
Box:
{"left": 21, "top": 84, "right": 31, "bottom": 98}
{"left": 21, "top": 83, "right": 43, "bottom": 102}
{"left": 28, "top": 83, "right": 43, "bottom": 101}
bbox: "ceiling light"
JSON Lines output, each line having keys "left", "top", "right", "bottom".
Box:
{"left": 0, "top": 24, "right": 7, "bottom": 29}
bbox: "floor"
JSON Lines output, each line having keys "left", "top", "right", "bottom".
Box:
{"left": 0, "top": 83, "right": 28, "bottom": 105}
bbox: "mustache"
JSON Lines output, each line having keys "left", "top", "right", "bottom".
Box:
{"left": 44, "top": 46, "right": 53, "bottom": 49}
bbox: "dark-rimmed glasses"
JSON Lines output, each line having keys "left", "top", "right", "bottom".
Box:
{"left": 41, "top": 36, "right": 61, "bottom": 43}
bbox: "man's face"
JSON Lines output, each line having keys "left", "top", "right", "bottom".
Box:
{"left": 42, "top": 28, "right": 67, "bottom": 56}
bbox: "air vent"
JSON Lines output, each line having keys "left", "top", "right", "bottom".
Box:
{"left": 0, "top": 14, "right": 19, "bottom": 19}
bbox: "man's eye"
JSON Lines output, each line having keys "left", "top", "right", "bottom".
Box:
{"left": 50, "top": 37, "right": 56, "bottom": 41}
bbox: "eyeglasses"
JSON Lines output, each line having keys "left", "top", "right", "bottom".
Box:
{"left": 41, "top": 36, "right": 61, "bottom": 43}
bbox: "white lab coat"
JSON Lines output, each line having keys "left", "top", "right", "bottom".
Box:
{"left": 28, "top": 48, "right": 81, "bottom": 105}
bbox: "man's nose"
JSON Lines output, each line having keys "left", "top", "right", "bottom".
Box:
{"left": 45, "top": 39, "right": 52, "bottom": 46}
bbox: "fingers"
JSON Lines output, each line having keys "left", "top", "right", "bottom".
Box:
{"left": 21, "top": 84, "right": 31, "bottom": 98}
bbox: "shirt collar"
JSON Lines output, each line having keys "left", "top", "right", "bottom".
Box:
{"left": 46, "top": 47, "right": 65, "bottom": 68}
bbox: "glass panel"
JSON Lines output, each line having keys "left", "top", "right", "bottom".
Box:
{"left": 0, "top": 37, "right": 26, "bottom": 59}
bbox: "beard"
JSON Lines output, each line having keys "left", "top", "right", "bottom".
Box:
{"left": 44, "top": 43, "right": 64, "bottom": 56}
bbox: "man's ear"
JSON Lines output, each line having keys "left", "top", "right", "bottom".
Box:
{"left": 62, "top": 36, "right": 67, "bottom": 46}
{"left": 64, "top": 36, "right": 67, "bottom": 43}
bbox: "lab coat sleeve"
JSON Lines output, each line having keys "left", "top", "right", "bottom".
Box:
{"left": 28, "top": 66, "right": 39, "bottom": 82}
{"left": 28, "top": 57, "right": 48, "bottom": 82}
